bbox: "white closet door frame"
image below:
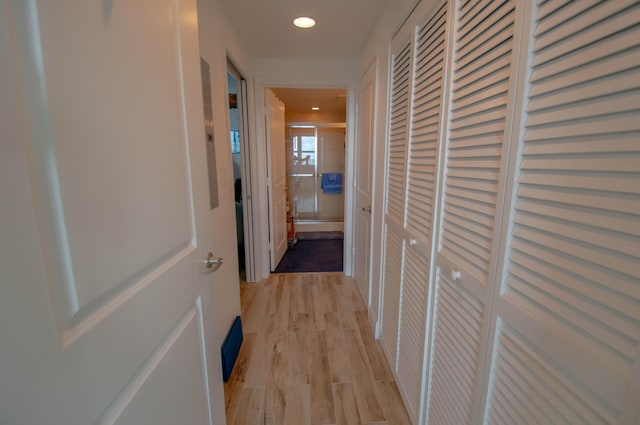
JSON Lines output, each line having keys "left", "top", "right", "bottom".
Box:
{"left": 397, "top": 1, "right": 454, "bottom": 423}
{"left": 426, "top": 0, "right": 524, "bottom": 423}
{"left": 471, "top": 0, "right": 534, "bottom": 422}
{"left": 468, "top": 0, "right": 530, "bottom": 420}
{"left": 479, "top": 1, "right": 640, "bottom": 423}
{"left": 422, "top": 0, "right": 457, "bottom": 420}
{"left": 380, "top": 28, "right": 414, "bottom": 371}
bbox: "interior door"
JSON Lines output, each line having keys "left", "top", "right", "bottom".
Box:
{"left": 266, "top": 89, "right": 288, "bottom": 270}
{"left": 0, "top": 1, "right": 225, "bottom": 424}
{"left": 353, "top": 63, "right": 376, "bottom": 305}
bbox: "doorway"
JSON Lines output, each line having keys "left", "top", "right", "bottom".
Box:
{"left": 268, "top": 87, "right": 347, "bottom": 273}
{"left": 227, "top": 60, "right": 255, "bottom": 282}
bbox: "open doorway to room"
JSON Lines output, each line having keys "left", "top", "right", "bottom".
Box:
{"left": 227, "top": 60, "right": 255, "bottom": 282}
{"left": 267, "top": 87, "right": 347, "bottom": 273}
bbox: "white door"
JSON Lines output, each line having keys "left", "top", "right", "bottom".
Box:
{"left": 427, "top": 0, "right": 518, "bottom": 422}
{"left": 354, "top": 63, "right": 376, "bottom": 306}
{"left": 482, "top": 2, "right": 640, "bottom": 423}
{"left": 0, "top": 1, "right": 225, "bottom": 424}
{"left": 380, "top": 36, "right": 413, "bottom": 369}
{"left": 266, "top": 89, "right": 288, "bottom": 271}
{"left": 379, "top": 3, "right": 449, "bottom": 422}
{"left": 395, "top": 3, "right": 449, "bottom": 422}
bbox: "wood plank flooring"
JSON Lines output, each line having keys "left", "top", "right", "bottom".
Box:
{"left": 224, "top": 273, "right": 412, "bottom": 425}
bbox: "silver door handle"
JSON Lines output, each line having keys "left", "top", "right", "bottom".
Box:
{"left": 362, "top": 206, "right": 372, "bottom": 213}
{"left": 204, "top": 253, "right": 224, "bottom": 272}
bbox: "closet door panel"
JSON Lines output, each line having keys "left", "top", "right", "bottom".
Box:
{"left": 439, "top": 0, "right": 516, "bottom": 285}
{"left": 428, "top": 0, "right": 518, "bottom": 424}
{"left": 406, "top": 2, "right": 448, "bottom": 243}
{"left": 395, "top": 2, "right": 449, "bottom": 423}
{"left": 429, "top": 272, "right": 485, "bottom": 425}
{"left": 380, "top": 40, "right": 412, "bottom": 368}
{"left": 484, "top": 1, "right": 640, "bottom": 424}
{"left": 386, "top": 43, "right": 412, "bottom": 224}
{"left": 381, "top": 225, "right": 404, "bottom": 367}
{"left": 396, "top": 246, "right": 429, "bottom": 416}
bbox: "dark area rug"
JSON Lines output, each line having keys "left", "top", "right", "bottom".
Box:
{"left": 296, "top": 231, "right": 344, "bottom": 240}
{"left": 274, "top": 238, "right": 343, "bottom": 273}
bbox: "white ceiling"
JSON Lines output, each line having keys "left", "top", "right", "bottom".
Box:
{"left": 219, "top": 0, "right": 391, "bottom": 60}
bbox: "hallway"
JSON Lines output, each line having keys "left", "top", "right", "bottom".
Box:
{"left": 224, "top": 273, "right": 411, "bottom": 425}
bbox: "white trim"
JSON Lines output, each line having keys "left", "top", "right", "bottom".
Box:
{"left": 343, "top": 83, "right": 356, "bottom": 276}
{"left": 371, "top": 42, "right": 393, "bottom": 338}
{"left": 226, "top": 60, "right": 257, "bottom": 283}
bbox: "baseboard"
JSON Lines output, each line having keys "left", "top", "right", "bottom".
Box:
{"left": 368, "top": 308, "right": 380, "bottom": 340}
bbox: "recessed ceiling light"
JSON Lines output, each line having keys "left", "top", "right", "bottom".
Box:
{"left": 311, "top": 106, "right": 320, "bottom": 111}
{"left": 293, "top": 17, "right": 316, "bottom": 29}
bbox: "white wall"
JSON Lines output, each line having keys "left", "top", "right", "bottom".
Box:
{"left": 197, "top": 0, "right": 252, "bottom": 349}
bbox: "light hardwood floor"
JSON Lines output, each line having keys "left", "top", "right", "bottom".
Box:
{"left": 224, "top": 273, "right": 412, "bottom": 425}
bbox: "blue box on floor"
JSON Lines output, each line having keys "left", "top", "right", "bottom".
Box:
{"left": 221, "top": 315, "right": 243, "bottom": 382}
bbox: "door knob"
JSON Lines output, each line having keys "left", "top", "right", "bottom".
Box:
{"left": 204, "top": 253, "right": 224, "bottom": 272}
{"left": 362, "top": 206, "right": 372, "bottom": 213}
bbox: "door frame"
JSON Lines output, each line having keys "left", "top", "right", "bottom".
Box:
{"left": 265, "top": 88, "right": 288, "bottom": 271}
{"left": 253, "top": 78, "right": 357, "bottom": 280}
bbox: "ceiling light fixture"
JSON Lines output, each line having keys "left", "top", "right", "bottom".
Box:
{"left": 293, "top": 16, "right": 316, "bottom": 29}
{"left": 311, "top": 106, "right": 320, "bottom": 111}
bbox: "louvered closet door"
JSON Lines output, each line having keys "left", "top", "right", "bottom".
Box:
{"left": 483, "top": 2, "right": 640, "bottom": 424}
{"left": 394, "top": 2, "right": 449, "bottom": 423}
{"left": 380, "top": 38, "right": 412, "bottom": 369}
{"left": 427, "top": 0, "right": 518, "bottom": 423}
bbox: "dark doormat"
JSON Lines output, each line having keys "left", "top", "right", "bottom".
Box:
{"left": 296, "top": 231, "right": 344, "bottom": 240}
{"left": 274, "top": 238, "right": 343, "bottom": 273}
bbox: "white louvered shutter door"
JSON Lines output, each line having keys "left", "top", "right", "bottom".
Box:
{"left": 380, "top": 39, "right": 412, "bottom": 368}
{"left": 395, "top": 2, "right": 449, "bottom": 423}
{"left": 427, "top": 0, "right": 518, "bottom": 423}
{"left": 483, "top": 1, "right": 640, "bottom": 424}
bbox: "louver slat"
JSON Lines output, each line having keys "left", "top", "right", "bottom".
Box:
{"left": 381, "top": 39, "right": 412, "bottom": 373}
{"left": 397, "top": 247, "right": 429, "bottom": 418}
{"left": 385, "top": 43, "right": 412, "bottom": 224}
{"left": 439, "top": 0, "right": 515, "bottom": 284}
{"left": 428, "top": 1, "right": 516, "bottom": 424}
{"left": 486, "top": 2, "right": 640, "bottom": 423}
{"left": 381, "top": 226, "right": 404, "bottom": 367}
{"left": 395, "top": 4, "right": 449, "bottom": 423}
{"left": 428, "top": 273, "right": 485, "bottom": 425}
{"left": 406, "top": 2, "right": 447, "bottom": 240}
